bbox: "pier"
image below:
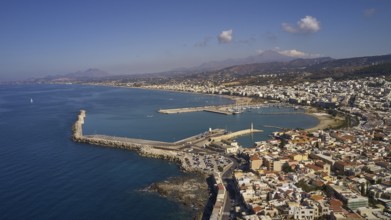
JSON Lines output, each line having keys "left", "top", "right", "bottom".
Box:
{"left": 72, "top": 110, "right": 263, "bottom": 218}
{"left": 211, "top": 128, "right": 263, "bottom": 142}
{"left": 158, "top": 103, "right": 264, "bottom": 115}
{"left": 71, "top": 110, "right": 263, "bottom": 176}
{"left": 72, "top": 110, "right": 263, "bottom": 152}
{"left": 158, "top": 105, "right": 234, "bottom": 115}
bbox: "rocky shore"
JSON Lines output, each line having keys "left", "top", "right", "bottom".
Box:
{"left": 141, "top": 174, "right": 210, "bottom": 209}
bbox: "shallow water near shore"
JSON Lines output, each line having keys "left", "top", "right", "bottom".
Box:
{"left": 82, "top": 89, "right": 318, "bottom": 147}
{"left": 0, "top": 84, "right": 317, "bottom": 219}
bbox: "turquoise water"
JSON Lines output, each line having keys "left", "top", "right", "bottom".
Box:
{"left": 0, "top": 84, "right": 317, "bottom": 220}
{"left": 82, "top": 89, "right": 318, "bottom": 147}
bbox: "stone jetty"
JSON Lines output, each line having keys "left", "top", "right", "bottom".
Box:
{"left": 72, "top": 110, "right": 208, "bottom": 172}
{"left": 71, "top": 110, "right": 262, "bottom": 173}
{"left": 71, "top": 109, "right": 263, "bottom": 219}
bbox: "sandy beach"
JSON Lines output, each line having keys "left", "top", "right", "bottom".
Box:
{"left": 305, "top": 108, "right": 345, "bottom": 132}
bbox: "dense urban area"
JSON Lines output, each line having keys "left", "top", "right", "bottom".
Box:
{"left": 47, "top": 54, "right": 391, "bottom": 220}
{"left": 73, "top": 74, "right": 391, "bottom": 220}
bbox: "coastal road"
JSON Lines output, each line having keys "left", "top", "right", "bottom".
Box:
{"left": 221, "top": 157, "right": 238, "bottom": 220}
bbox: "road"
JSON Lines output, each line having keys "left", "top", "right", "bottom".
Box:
{"left": 221, "top": 156, "right": 238, "bottom": 220}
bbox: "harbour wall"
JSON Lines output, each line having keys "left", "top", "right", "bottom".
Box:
{"left": 211, "top": 129, "right": 263, "bottom": 142}
{"left": 71, "top": 110, "right": 204, "bottom": 173}
{"left": 71, "top": 110, "right": 263, "bottom": 172}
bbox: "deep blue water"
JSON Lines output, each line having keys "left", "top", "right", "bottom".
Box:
{"left": 0, "top": 84, "right": 318, "bottom": 220}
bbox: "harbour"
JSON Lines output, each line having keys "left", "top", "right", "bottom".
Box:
{"left": 72, "top": 108, "right": 264, "bottom": 219}
{"left": 0, "top": 84, "right": 319, "bottom": 220}
{"left": 73, "top": 110, "right": 263, "bottom": 156}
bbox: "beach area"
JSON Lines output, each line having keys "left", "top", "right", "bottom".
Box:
{"left": 188, "top": 92, "right": 346, "bottom": 132}
{"left": 305, "top": 108, "right": 345, "bottom": 132}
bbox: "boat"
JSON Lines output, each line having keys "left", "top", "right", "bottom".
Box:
{"left": 30, "top": 98, "right": 33, "bottom": 103}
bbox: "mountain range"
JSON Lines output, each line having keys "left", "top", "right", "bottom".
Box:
{"left": 192, "top": 50, "right": 299, "bottom": 71}
{"left": 39, "top": 68, "right": 110, "bottom": 82}
{"left": 27, "top": 52, "right": 391, "bottom": 83}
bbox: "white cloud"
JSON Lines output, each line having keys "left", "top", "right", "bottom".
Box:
{"left": 363, "top": 8, "right": 376, "bottom": 17}
{"left": 280, "top": 49, "right": 321, "bottom": 58}
{"left": 279, "top": 49, "right": 307, "bottom": 57}
{"left": 298, "top": 16, "right": 321, "bottom": 33}
{"left": 218, "top": 29, "right": 233, "bottom": 43}
{"left": 257, "top": 48, "right": 321, "bottom": 58}
{"left": 282, "top": 16, "right": 321, "bottom": 34}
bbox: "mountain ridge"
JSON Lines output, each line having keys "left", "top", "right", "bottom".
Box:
{"left": 188, "top": 50, "right": 304, "bottom": 71}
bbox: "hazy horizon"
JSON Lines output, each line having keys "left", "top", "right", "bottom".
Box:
{"left": 1, "top": 0, "right": 391, "bottom": 81}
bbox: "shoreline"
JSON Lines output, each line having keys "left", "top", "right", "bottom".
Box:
{"left": 80, "top": 82, "right": 343, "bottom": 133}
{"left": 69, "top": 84, "right": 347, "bottom": 219}
{"left": 136, "top": 85, "right": 253, "bottom": 105}
{"left": 83, "top": 82, "right": 253, "bottom": 106}
{"left": 305, "top": 107, "right": 345, "bottom": 132}
{"left": 71, "top": 110, "right": 218, "bottom": 219}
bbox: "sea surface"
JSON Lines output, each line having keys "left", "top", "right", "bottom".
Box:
{"left": 0, "top": 84, "right": 318, "bottom": 220}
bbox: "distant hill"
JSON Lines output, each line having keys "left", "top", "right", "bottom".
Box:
{"left": 304, "top": 54, "right": 391, "bottom": 79}
{"left": 188, "top": 50, "right": 301, "bottom": 71}
{"left": 63, "top": 68, "right": 110, "bottom": 79}
{"left": 24, "top": 53, "right": 391, "bottom": 85}
{"left": 173, "top": 54, "right": 391, "bottom": 85}
{"left": 205, "top": 57, "right": 333, "bottom": 76}
{"left": 38, "top": 68, "right": 111, "bottom": 82}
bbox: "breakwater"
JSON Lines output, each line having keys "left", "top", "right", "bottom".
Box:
{"left": 211, "top": 128, "right": 263, "bottom": 142}
{"left": 158, "top": 103, "right": 264, "bottom": 115}
{"left": 72, "top": 111, "right": 224, "bottom": 173}
{"left": 72, "top": 110, "right": 189, "bottom": 170}
{"left": 72, "top": 110, "right": 263, "bottom": 172}
{"left": 72, "top": 109, "right": 265, "bottom": 219}
{"left": 158, "top": 105, "right": 234, "bottom": 115}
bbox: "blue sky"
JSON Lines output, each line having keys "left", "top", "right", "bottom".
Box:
{"left": 1, "top": 0, "right": 391, "bottom": 80}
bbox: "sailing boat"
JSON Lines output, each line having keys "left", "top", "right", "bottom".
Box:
{"left": 30, "top": 98, "right": 33, "bottom": 103}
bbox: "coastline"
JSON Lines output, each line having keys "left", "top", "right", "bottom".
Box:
{"left": 137, "top": 86, "right": 254, "bottom": 105}
{"left": 305, "top": 107, "right": 345, "bottom": 132}
{"left": 72, "top": 110, "right": 211, "bottom": 217}
{"left": 84, "top": 83, "right": 253, "bottom": 106}
{"left": 81, "top": 82, "right": 347, "bottom": 133}
{"left": 67, "top": 86, "right": 350, "bottom": 216}
{"left": 81, "top": 82, "right": 346, "bottom": 133}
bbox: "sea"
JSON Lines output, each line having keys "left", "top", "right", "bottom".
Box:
{"left": 0, "top": 84, "right": 318, "bottom": 220}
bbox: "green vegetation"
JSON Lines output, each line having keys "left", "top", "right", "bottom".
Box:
{"left": 295, "top": 180, "right": 323, "bottom": 192}
{"left": 354, "top": 62, "right": 391, "bottom": 77}
{"left": 282, "top": 163, "right": 293, "bottom": 173}
{"left": 218, "top": 166, "right": 224, "bottom": 172}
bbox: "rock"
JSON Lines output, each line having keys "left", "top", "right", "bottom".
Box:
{"left": 142, "top": 174, "right": 209, "bottom": 209}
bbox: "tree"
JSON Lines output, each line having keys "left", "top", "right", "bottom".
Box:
{"left": 282, "top": 163, "right": 293, "bottom": 173}
{"left": 279, "top": 139, "right": 287, "bottom": 149}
